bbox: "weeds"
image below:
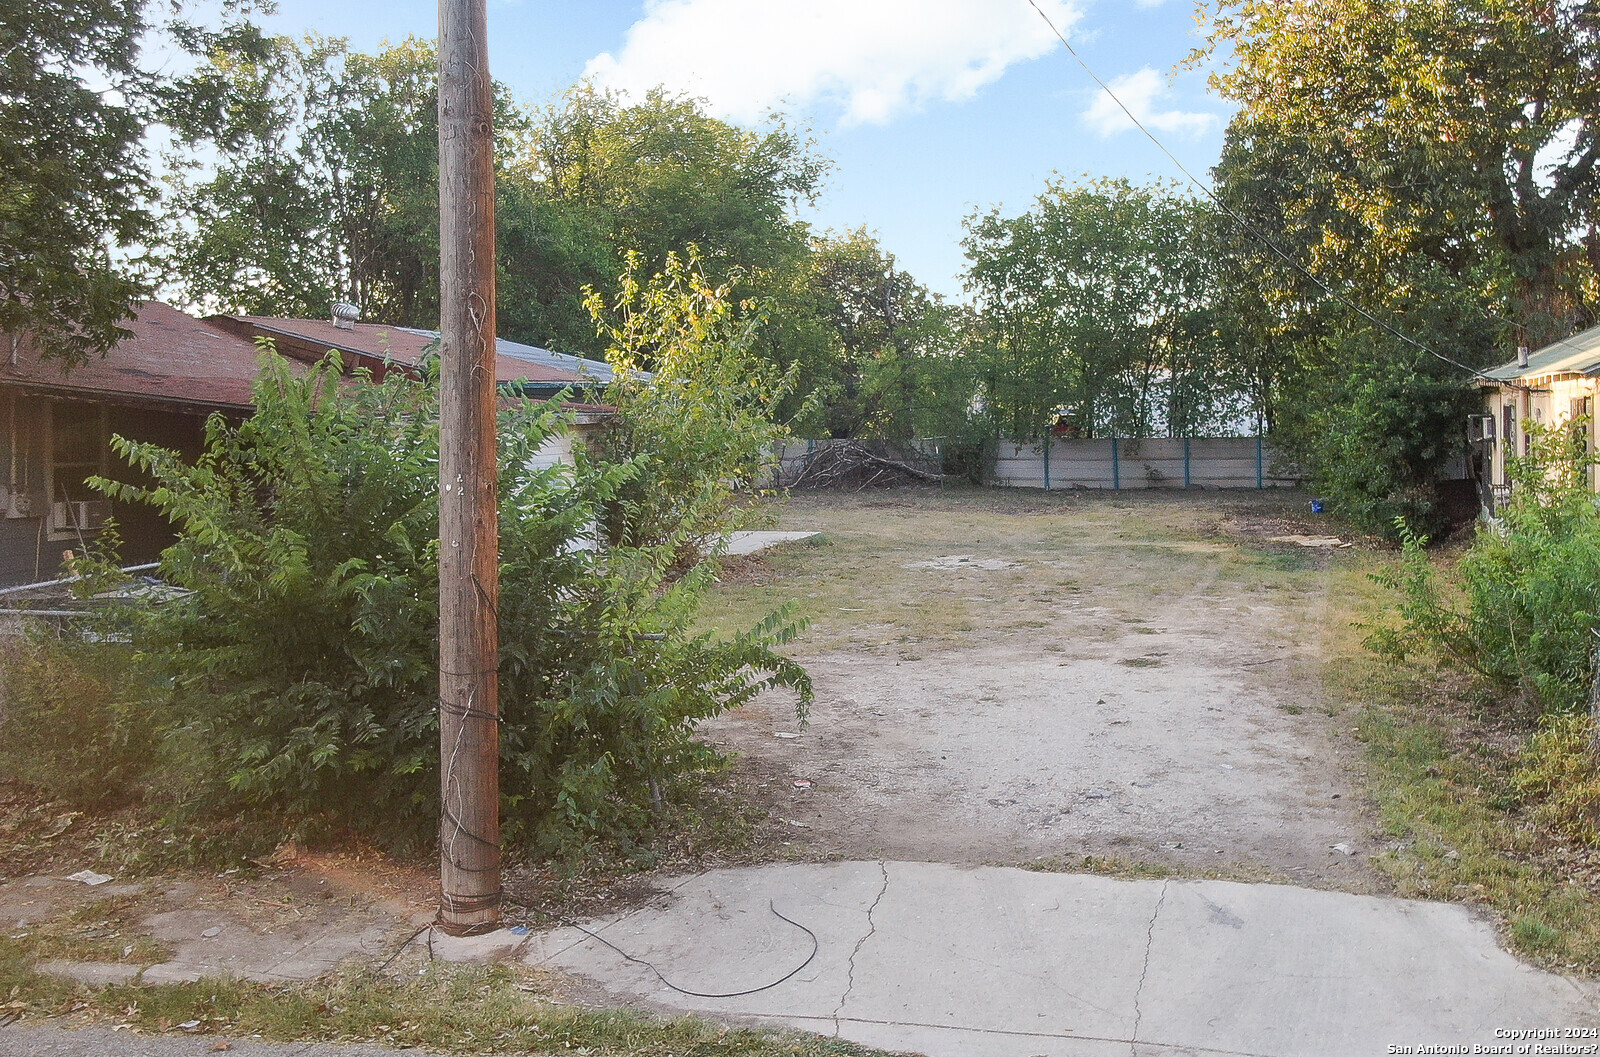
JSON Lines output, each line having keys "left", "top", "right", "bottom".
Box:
{"left": 1335, "top": 562, "right": 1600, "bottom": 970}
{"left": 0, "top": 946, "right": 889, "bottom": 1056}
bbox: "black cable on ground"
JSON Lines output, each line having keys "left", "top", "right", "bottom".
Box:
{"left": 369, "top": 923, "right": 433, "bottom": 978}
{"left": 569, "top": 900, "right": 819, "bottom": 999}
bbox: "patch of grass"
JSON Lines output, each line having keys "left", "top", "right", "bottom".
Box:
{"left": 0, "top": 943, "right": 890, "bottom": 1056}
{"left": 697, "top": 486, "right": 1316, "bottom": 655}
{"left": 24, "top": 895, "right": 172, "bottom": 967}
{"left": 1022, "top": 854, "right": 1288, "bottom": 885}
{"left": 1119, "top": 657, "right": 1165, "bottom": 668}
{"left": 1329, "top": 561, "right": 1600, "bottom": 971}
{"left": 1247, "top": 548, "right": 1315, "bottom": 572}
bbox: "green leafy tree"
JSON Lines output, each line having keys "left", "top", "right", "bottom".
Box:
{"left": 0, "top": 0, "right": 155, "bottom": 364}
{"left": 804, "top": 228, "right": 967, "bottom": 440}
{"left": 587, "top": 250, "right": 799, "bottom": 555}
{"left": 506, "top": 84, "right": 829, "bottom": 364}
{"left": 1203, "top": 0, "right": 1600, "bottom": 345}
{"left": 1208, "top": 106, "right": 1507, "bottom": 534}
{"left": 964, "top": 177, "right": 1248, "bottom": 441}
{"left": 163, "top": 34, "right": 451, "bottom": 323}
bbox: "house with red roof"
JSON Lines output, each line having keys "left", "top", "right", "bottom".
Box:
{"left": 0, "top": 302, "right": 617, "bottom": 586}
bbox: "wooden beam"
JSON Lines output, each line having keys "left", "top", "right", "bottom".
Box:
{"left": 436, "top": 0, "right": 500, "bottom": 936}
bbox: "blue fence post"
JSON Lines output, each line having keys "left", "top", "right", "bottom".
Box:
{"left": 1256, "top": 434, "right": 1264, "bottom": 489}
{"left": 1043, "top": 437, "right": 1051, "bottom": 490}
{"left": 1183, "top": 437, "right": 1191, "bottom": 488}
{"left": 1112, "top": 437, "right": 1120, "bottom": 490}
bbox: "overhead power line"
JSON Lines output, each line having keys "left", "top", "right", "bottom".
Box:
{"left": 1023, "top": 0, "right": 1523, "bottom": 389}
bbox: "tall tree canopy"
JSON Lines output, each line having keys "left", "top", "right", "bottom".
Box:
{"left": 964, "top": 178, "right": 1247, "bottom": 441}
{"left": 0, "top": 0, "right": 263, "bottom": 364}
{"left": 1, "top": 0, "right": 155, "bottom": 364}
{"left": 1206, "top": 0, "right": 1600, "bottom": 345}
{"left": 1195, "top": 0, "right": 1600, "bottom": 532}
{"left": 501, "top": 84, "right": 826, "bottom": 358}
{"left": 803, "top": 228, "right": 966, "bottom": 440}
{"left": 163, "top": 58, "right": 835, "bottom": 376}
{"left": 164, "top": 34, "right": 447, "bottom": 323}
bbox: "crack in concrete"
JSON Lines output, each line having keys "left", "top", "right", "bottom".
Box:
{"left": 832, "top": 860, "right": 889, "bottom": 1036}
{"left": 1130, "top": 879, "right": 1170, "bottom": 1054}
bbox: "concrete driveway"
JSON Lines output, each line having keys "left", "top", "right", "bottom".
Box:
{"left": 515, "top": 861, "right": 1596, "bottom": 1057}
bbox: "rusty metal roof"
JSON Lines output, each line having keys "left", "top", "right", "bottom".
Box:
{"left": 0, "top": 301, "right": 280, "bottom": 411}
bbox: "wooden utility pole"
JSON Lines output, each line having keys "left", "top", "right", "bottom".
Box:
{"left": 436, "top": 0, "right": 500, "bottom": 935}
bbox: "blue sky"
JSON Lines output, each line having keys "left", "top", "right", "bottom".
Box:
{"left": 259, "top": 0, "right": 1230, "bottom": 300}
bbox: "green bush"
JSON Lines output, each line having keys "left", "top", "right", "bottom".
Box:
{"left": 74, "top": 340, "right": 808, "bottom": 853}
{"left": 586, "top": 250, "right": 800, "bottom": 557}
{"left": 1369, "top": 420, "right": 1600, "bottom": 714}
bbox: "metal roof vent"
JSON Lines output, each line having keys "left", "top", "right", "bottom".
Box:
{"left": 1517, "top": 345, "right": 1530, "bottom": 368}
{"left": 331, "top": 302, "right": 361, "bottom": 330}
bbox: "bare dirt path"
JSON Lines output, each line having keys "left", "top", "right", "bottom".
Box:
{"left": 699, "top": 487, "right": 1376, "bottom": 888}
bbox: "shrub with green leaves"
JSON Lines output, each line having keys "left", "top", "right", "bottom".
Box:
{"left": 78, "top": 346, "right": 808, "bottom": 853}
{"left": 586, "top": 250, "right": 801, "bottom": 556}
{"left": 1369, "top": 420, "right": 1600, "bottom": 714}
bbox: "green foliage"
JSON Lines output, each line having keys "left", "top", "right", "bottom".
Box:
{"left": 1207, "top": 112, "right": 1505, "bottom": 537}
{"left": 804, "top": 227, "right": 971, "bottom": 440}
{"left": 587, "top": 250, "right": 799, "bottom": 555}
{"left": 1204, "top": 0, "right": 1600, "bottom": 344}
{"left": 1282, "top": 335, "right": 1480, "bottom": 536}
{"left": 503, "top": 84, "right": 831, "bottom": 377}
{"left": 1198, "top": 0, "right": 1599, "bottom": 533}
{"left": 1369, "top": 421, "right": 1600, "bottom": 714}
{"left": 963, "top": 177, "right": 1250, "bottom": 441}
{"left": 1515, "top": 712, "right": 1600, "bottom": 845}
{"left": 0, "top": 636, "right": 155, "bottom": 808}
{"left": 80, "top": 346, "right": 809, "bottom": 852}
{"left": 163, "top": 34, "right": 451, "bottom": 323}
{"left": 0, "top": 0, "right": 153, "bottom": 364}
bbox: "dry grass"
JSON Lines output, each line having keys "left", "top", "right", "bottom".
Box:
{"left": 1325, "top": 557, "right": 1600, "bottom": 972}
{"left": 703, "top": 483, "right": 1335, "bottom": 657}
{"left": 0, "top": 944, "right": 893, "bottom": 1056}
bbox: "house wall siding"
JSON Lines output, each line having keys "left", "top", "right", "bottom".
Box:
{"left": 1483, "top": 377, "right": 1599, "bottom": 494}
{"left": 0, "top": 389, "right": 208, "bottom": 586}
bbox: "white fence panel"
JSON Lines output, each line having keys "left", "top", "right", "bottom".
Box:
{"left": 991, "top": 437, "right": 1300, "bottom": 490}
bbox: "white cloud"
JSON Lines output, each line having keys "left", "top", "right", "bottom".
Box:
{"left": 1083, "top": 67, "right": 1217, "bottom": 138}
{"left": 584, "top": 0, "right": 1083, "bottom": 126}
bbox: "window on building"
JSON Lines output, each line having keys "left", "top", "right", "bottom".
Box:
{"left": 48, "top": 401, "right": 107, "bottom": 539}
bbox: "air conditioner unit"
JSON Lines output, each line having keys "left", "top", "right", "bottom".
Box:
{"left": 50, "top": 500, "right": 109, "bottom": 533}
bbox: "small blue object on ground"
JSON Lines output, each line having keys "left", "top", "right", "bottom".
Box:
{"left": 1310, "top": 499, "right": 1324, "bottom": 514}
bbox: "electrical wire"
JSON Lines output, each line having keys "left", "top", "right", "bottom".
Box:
{"left": 569, "top": 900, "right": 819, "bottom": 999}
{"left": 369, "top": 923, "right": 434, "bottom": 978}
{"left": 1022, "top": 0, "right": 1528, "bottom": 390}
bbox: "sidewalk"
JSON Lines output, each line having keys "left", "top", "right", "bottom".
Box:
{"left": 495, "top": 860, "right": 1597, "bottom": 1057}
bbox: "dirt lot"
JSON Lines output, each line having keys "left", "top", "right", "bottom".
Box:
{"left": 699, "top": 485, "right": 1380, "bottom": 889}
